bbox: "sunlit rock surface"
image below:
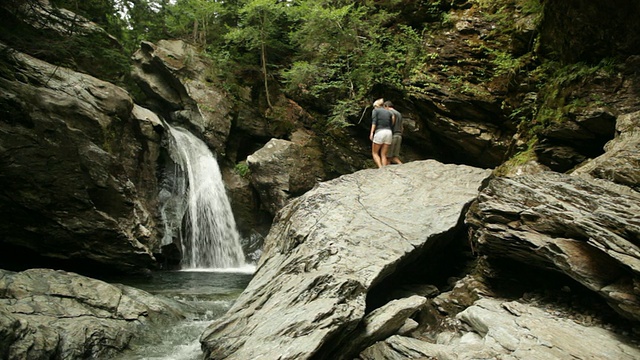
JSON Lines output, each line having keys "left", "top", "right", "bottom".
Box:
{"left": 201, "top": 160, "right": 492, "bottom": 359}
{"left": 131, "top": 39, "right": 233, "bottom": 153}
{"left": 360, "top": 298, "right": 640, "bottom": 360}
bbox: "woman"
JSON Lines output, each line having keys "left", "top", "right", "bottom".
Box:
{"left": 369, "top": 98, "right": 395, "bottom": 168}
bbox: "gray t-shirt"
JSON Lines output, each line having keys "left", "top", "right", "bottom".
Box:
{"left": 372, "top": 107, "right": 393, "bottom": 130}
{"left": 389, "top": 108, "right": 403, "bottom": 135}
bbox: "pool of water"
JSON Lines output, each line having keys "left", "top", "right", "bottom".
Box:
{"left": 108, "top": 268, "right": 254, "bottom": 360}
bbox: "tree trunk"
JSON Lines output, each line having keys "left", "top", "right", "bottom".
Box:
{"left": 192, "top": 18, "right": 199, "bottom": 43}
{"left": 260, "top": 13, "right": 272, "bottom": 109}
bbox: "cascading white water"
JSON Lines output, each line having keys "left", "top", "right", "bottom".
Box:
{"left": 159, "top": 125, "right": 245, "bottom": 269}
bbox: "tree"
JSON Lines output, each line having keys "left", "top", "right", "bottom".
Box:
{"left": 165, "top": 0, "right": 226, "bottom": 46}
{"left": 225, "top": 0, "right": 292, "bottom": 108}
{"left": 282, "top": 1, "right": 422, "bottom": 126}
{"left": 121, "top": 0, "right": 168, "bottom": 50}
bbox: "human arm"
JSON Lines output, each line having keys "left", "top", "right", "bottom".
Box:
{"left": 370, "top": 108, "right": 379, "bottom": 140}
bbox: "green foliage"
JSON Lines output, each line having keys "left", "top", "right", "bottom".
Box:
{"left": 474, "top": 0, "right": 544, "bottom": 28}
{"left": 500, "top": 57, "right": 619, "bottom": 145}
{"left": 225, "top": 0, "right": 293, "bottom": 107}
{"left": 1, "top": 1, "right": 130, "bottom": 85}
{"left": 280, "top": 2, "right": 428, "bottom": 122}
{"left": 487, "top": 49, "right": 522, "bottom": 78}
{"left": 518, "top": 0, "right": 544, "bottom": 17}
{"left": 51, "top": 0, "right": 127, "bottom": 39}
{"left": 201, "top": 48, "right": 244, "bottom": 95}
{"left": 14, "top": 0, "right": 441, "bottom": 128}
{"left": 234, "top": 162, "right": 250, "bottom": 178}
{"left": 68, "top": 31, "right": 131, "bottom": 85}
{"left": 328, "top": 99, "right": 359, "bottom": 129}
{"left": 493, "top": 137, "right": 538, "bottom": 176}
{"left": 51, "top": 0, "right": 167, "bottom": 55}
{"left": 165, "top": 0, "right": 225, "bottom": 46}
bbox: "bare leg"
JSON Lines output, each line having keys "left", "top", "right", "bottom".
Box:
{"left": 380, "top": 144, "right": 390, "bottom": 166}
{"left": 391, "top": 157, "right": 403, "bottom": 164}
{"left": 372, "top": 143, "right": 383, "bottom": 168}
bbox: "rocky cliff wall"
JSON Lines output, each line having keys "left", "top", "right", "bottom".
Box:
{"left": 0, "top": 44, "right": 164, "bottom": 275}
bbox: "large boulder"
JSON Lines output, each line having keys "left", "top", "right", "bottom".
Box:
{"left": 0, "top": 45, "right": 163, "bottom": 274}
{"left": 200, "top": 160, "right": 492, "bottom": 359}
{"left": 466, "top": 171, "right": 640, "bottom": 321}
{"left": 0, "top": 268, "right": 188, "bottom": 360}
{"left": 246, "top": 129, "right": 326, "bottom": 217}
{"left": 131, "top": 39, "right": 234, "bottom": 153}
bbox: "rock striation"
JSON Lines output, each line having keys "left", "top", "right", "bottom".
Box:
{"left": 572, "top": 110, "right": 640, "bottom": 191}
{"left": 200, "top": 160, "right": 492, "bottom": 359}
{"left": 466, "top": 171, "right": 640, "bottom": 321}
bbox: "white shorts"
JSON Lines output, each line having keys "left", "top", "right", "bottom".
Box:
{"left": 373, "top": 129, "right": 393, "bottom": 145}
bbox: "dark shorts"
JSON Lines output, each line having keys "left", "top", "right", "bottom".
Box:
{"left": 387, "top": 134, "right": 402, "bottom": 157}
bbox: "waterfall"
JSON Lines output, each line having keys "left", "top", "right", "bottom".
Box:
{"left": 159, "top": 125, "right": 245, "bottom": 269}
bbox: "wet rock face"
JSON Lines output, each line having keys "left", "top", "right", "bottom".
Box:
{"left": 466, "top": 171, "right": 640, "bottom": 321}
{"left": 200, "top": 160, "right": 492, "bottom": 360}
{"left": 540, "top": 0, "right": 640, "bottom": 63}
{"left": 0, "top": 46, "right": 163, "bottom": 275}
{"left": 0, "top": 0, "right": 126, "bottom": 84}
{"left": 402, "top": 5, "right": 517, "bottom": 169}
{"left": 0, "top": 268, "right": 187, "bottom": 360}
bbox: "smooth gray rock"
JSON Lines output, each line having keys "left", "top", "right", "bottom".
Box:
{"left": 456, "top": 298, "right": 640, "bottom": 359}
{"left": 0, "top": 268, "right": 188, "bottom": 360}
{"left": 201, "top": 160, "right": 491, "bottom": 359}
{"left": 359, "top": 335, "right": 443, "bottom": 360}
{"left": 466, "top": 171, "right": 640, "bottom": 321}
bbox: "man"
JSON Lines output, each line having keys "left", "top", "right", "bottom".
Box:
{"left": 384, "top": 101, "right": 403, "bottom": 164}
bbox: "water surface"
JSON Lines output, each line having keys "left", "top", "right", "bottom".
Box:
{"left": 110, "top": 268, "right": 253, "bottom": 360}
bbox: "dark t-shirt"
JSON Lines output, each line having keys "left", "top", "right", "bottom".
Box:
{"left": 372, "top": 107, "right": 393, "bottom": 130}
{"left": 389, "top": 108, "right": 403, "bottom": 134}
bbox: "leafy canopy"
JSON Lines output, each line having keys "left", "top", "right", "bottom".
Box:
{"left": 44, "top": 0, "right": 432, "bottom": 126}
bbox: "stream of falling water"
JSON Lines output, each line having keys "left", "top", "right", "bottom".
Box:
{"left": 110, "top": 125, "right": 255, "bottom": 359}
{"left": 159, "top": 125, "right": 246, "bottom": 269}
